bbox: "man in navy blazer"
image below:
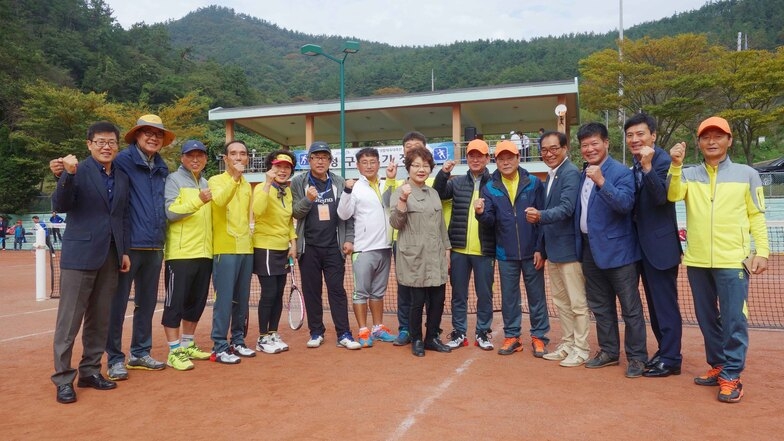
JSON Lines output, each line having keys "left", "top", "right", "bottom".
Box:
{"left": 51, "top": 121, "right": 131, "bottom": 404}
{"left": 625, "top": 113, "right": 683, "bottom": 377}
{"left": 574, "top": 122, "right": 648, "bottom": 378}
{"left": 525, "top": 131, "right": 591, "bottom": 367}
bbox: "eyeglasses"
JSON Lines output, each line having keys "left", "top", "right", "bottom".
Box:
{"left": 91, "top": 139, "right": 119, "bottom": 148}
{"left": 141, "top": 129, "right": 165, "bottom": 139}
{"left": 540, "top": 146, "right": 565, "bottom": 155}
{"left": 358, "top": 160, "right": 379, "bottom": 167}
{"left": 409, "top": 163, "right": 431, "bottom": 170}
{"left": 310, "top": 155, "right": 331, "bottom": 162}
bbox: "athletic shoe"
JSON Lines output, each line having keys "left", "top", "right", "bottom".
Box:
{"left": 256, "top": 334, "right": 283, "bottom": 354}
{"left": 372, "top": 325, "right": 397, "bottom": 343}
{"left": 531, "top": 336, "right": 547, "bottom": 358}
{"left": 694, "top": 366, "right": 723, "bottom": 386}
{"left": 584, "top": 350, "right": 620, "bottom": 369}
{"left": 626, "top": 359, "right": 646, "bottom": 378}
{"left": 560, "top": 350, "right": 589, "bottom": 367}
{"left": 307, "top": 334, "right": 324, "bottom": 348}
{"left": 337, "top": 332, "right": 361, "bottom": 350}
{"left": 717, "top": 378, "right": 743, "bottom": 403}
{"left": 358, "top": 328, "right": 374, "bottom": 348}
{"left": 393, "top": 329, "right": 411, "bottom": 346}
{"left": 230, "top": 343, "right": 257, "bottom": 358}
{"left": 107, "top": 361, "right": 128, "bottom": 381}
{"left": 126, "top": 354, "right": 166, "bottom": 371}
{"left": 183, "top": 342, "right": 211, "bottom": 360}
{"left": 167, "top": 348, "right": 194, "bottom": 371}
{"left": 475, "top": 330, "right": 494, "bottom": 351}
{"left": 211, "top": 350, "right": 241, "bottom": 364}
{"left": 543, "top": 343, "right": 571, "bottom": 361}
{"left": 445, "top": 330, "right": 467, "bottom": 349}
{"left": 270, "top": 332, "right": 289, "bottom": 352}
{"left": 498, "top": 337, "right": 523, "bottom": 355}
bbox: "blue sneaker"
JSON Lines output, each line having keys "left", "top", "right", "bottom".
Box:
{"left": 393, "top": 329, "right": 411, "bottom": 346}
{"left": 358, "top": 328, "right": 373, "bottom": 348}
{"left": 337, "top": 332, "right": 361, "bottom": 350}
{"left": 372, "top": 325, "right": 397, "bottom": 343}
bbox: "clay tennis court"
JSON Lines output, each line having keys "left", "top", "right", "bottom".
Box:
{"left": 1, "top": 250, "right": 781, "bottom": 440}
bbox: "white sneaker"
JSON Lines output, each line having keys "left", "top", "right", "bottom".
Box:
{"left": 337, "top": 332, "right": 361, "bottom": 350}
{"left": 560, "top": 350, "right": 589, "bottom": 367}
{"left": 256, "top": 335, "right": 283, "bottom": 354}
{"left": 445, "top": 330, "right": 467, "bottom": 349}
{"left": 307, "top": 334, "right": 324, "bottom": 348}
{"left": 212, "top": 351, "right": 241, "bottom": 364}
{"left": 230, "top": 344, "right": 257, "bottom": 358}
{"left": 475, "top": 330, "right": 494, "bottom": 351}
{"left": 543, "top": 343, "right": 571, "bottom": 361}
{"left": 270, "top": 332, "right": 289, "bottom": 352}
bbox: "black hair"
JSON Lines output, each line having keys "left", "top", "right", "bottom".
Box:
{"left": 577, "top": 122, "right": 609, "bottom": 142}
{"left": 402, "top": 131, "right": 427, "bottom": 146}
{"left": 87, "top": 121, "right": 120, "bottom": 141}
{"left": 540, "top": 131, "right": 568, "bottom": 147}
{"left": 624, "top": 112, "right": 657, "bottom": 134}
{"left": 403, "top": 147, "right": 435, "bottom": 172}
{"left": 356, "top": 147, "right": 379, "bottom": 161}
{"left": 264, "top": 149, "right": 296, "bottom": 170}
{"left": 224, "top": 140, "right": 248, "bottom": 155}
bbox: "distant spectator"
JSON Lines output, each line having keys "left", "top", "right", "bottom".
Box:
{"left": 13, "top": 220, "right": 25, "bottom": 250}
{"left": 49, "top": 211, "right": 64, "bottom": 243}
{"left": 32, "top": 215, "right": 55, "bottom": 255}
{"left": 522, "top": 133, "right": 531, "bottom": 161}
{"left": 0, "top": 215, "right": 7, "bottom": 250}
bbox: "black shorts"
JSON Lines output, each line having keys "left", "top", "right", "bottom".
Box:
{"left": 161, "top": 258, "right": 213, "bottom": 328}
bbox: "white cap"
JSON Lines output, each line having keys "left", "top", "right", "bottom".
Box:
{"left": 510, "top": 131, "right": 515, "bottom": 135}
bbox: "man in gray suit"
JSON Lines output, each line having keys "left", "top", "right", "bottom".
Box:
{"left": 50, "top": 121, "right": 131, "bottom": 404}
{"left": 525, "top": 131, "right": 590, "bottom": 367}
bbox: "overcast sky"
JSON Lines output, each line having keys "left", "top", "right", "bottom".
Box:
{"left": 104, "top": 0, "right": 710, "bottom": 47}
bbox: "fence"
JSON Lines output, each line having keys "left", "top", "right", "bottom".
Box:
{"left": 49, "top": 223, "right": 784, "bottom": 329}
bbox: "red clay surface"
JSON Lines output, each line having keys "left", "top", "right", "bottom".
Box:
{"left": 1, "top": 251, "right": 782, "bottom": 440}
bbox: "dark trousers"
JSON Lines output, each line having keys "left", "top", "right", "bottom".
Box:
{"left": 407, "top": 284, "right": 446, "bottom": 342}
{"left": 257, "top": 274, "right": 286, "bottom": 334}
{"left": 640, "top": 258, "right": 682, "bottom": 366}
{"left": 52, "top": 245, "right": 118, "bottom": 386}
{"left": 162, "top": 258, "right": 212, "bottom": 328}
{"left": 106, "top": 249, "right": 163, "bottom": 365}
{"left": 299, "top": 245, "right": 350, "bottom": 337}
{"left": 581, "top": 239, "right": 647, "bottom": 361}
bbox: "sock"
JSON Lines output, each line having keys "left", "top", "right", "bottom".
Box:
{"left": 168, "top": 340, "right": 181, "bottom": 353}
{"left": 371, "top": 324, "right": 382, "bottom": 333}
{"left": 181, "top": 334, "right": 194, "bottom": 347}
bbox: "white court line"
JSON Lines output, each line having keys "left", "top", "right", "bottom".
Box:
{"left": 0, "top": 307, "right": 59, "bottom": 319}
{"left": 389, "top": 357, "right": 476, "bottom": 441}
{"left": 0, "top": 308, "right": 164, "bottom": 343}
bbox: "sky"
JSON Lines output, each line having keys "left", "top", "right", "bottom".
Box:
{"left": 104, "top": 0, "right": 711, "bottom": 47}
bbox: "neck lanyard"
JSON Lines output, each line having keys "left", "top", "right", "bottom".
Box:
{"left": 308, "top": 173, "right": 332, "bottom": 200}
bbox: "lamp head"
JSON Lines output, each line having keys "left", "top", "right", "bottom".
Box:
{"left": 300, "top": 44, "right": 323, "bottom": 56}
{"left": 342, "top": 41, "right": 360, "bottom": 54}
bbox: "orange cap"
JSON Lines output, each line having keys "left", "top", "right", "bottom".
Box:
{"left": 494, "top": 140, "right": 519, "bottom": 158}
{"left": 466, "top": 139, "right": 489, "bottom": 155}
{"left": 697, "top": 116, "right": 732, "bottom": 137}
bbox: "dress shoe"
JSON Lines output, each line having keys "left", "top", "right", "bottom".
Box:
{"left": 645, "top": 354, "right": 661, "bottom": 370}
{"left": 643, "top": 362, "right": 682, "bottom": 378}
{"left": 626, "top": 359, "right": 646, "bottom": 378}
{"left": 77, "top": 373, "right": 117, "bottom": 390}
{"left": 411, "top": 339, "right": 425, "bottom": 357}
{"left": 584, "top": 350, "right": 620, "bottom": 369}
{"left": 56, "top": 383, "right": 77, "bottom": 404}
{"left": 424, "top": 338, "right": 452, "bottom": 353}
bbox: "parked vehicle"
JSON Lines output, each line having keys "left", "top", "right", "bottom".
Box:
{"left": 754, "top": 156, "right": 784, "bottom": 186}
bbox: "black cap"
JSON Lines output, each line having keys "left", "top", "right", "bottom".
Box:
{"left": 308, "top": 141, "right": 331, "bottom": 157}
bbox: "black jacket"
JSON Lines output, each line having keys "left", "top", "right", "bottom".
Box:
{"left": 433, "top": 168, "right": 495, "bottom": 257}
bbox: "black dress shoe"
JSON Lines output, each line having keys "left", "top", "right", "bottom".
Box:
{"left": 411, "top": 339, "right": 425, "bottom": 357}
{"left": 645, "top": 354, "right": 661, "bottom": 370}
{"left": 77, "top": 373, "right": 117, "bottom": 390}
{"left": 56, "top": 383, "right": 77, "bottom": 404}
{"left": 424, "top": 337, "right": 452, "bottom": 353}
{"left": 643, "top": 362, "right": 682, "bottom": 378}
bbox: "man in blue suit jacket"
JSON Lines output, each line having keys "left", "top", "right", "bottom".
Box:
{"left": 625, "top": 113, "right": 683, "bottom": 377}
{"left": 575, "top": 122, "right": 648, "bottom": 378}
{"left": 51, "top": 121, "right": 131, "bottom": 404}
{"left": 525, "top": 131, "right": 591, "bottom": 367}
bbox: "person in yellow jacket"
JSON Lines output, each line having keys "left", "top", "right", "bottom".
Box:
{"left": 161, "top": 140, "right": 214, "bottom": 371}
{"left": 252, "top": 150, "right": 297, "bottom": 354}
{"left": 208, "top": 140, "right": 255, "bottom": 364}
{"left": 668, "top": 116, "right": 769, "bottom": 403}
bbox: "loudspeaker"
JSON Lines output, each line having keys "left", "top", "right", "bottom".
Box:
{"left": 464, "top": 127, "right": 477, "bottom": 141}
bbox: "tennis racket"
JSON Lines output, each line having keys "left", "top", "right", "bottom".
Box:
{"left": 287, "top": 257, "right": 305, "bottom": 330}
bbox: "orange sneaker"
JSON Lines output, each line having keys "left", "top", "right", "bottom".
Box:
{"left": 531, "top": 336, "right": 547, "bottom": 358}
{"left": 498, "top": 337, "right": 523, "bottom": 355}
{"left": 358, "top": 328, "right": 373, "bottom": 348}
{"left": 694, "top": 366, "right": 722, "bottom": 386}
{"left": 717, "top": 377, "right": 743, "bottom": 403}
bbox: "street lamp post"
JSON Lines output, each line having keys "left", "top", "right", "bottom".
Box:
{"left": 301, "top": 41, "right": 360, "bottom": 177}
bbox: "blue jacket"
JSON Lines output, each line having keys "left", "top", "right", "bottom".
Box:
{"left": 114, "top": 143, "right": 168, "bottom": 249}
{"left": 476, "top": 167, "right": 544, "bottom": 261}
{"left": 539, "top": 158, "right": 581, "bottom": 263}
{"left": 52, "top": 156, "right": 130, "bottom": 270}
{"left": 575, "top": 155, "right": 641, "bottom": 269}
